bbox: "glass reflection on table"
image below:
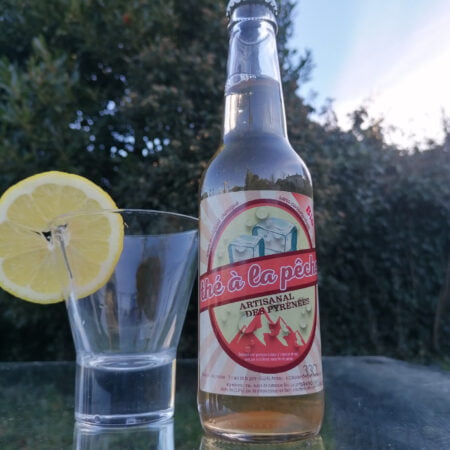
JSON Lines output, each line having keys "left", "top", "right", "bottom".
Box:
{"left": 200, "top": 434, "right": 324, "bottom": 449}
{"left": 73, "top": 419, "right": 174, "bottom": 450}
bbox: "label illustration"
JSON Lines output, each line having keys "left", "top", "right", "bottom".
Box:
{"left": 199, "top": 190, "right": 323, "bottom": 396}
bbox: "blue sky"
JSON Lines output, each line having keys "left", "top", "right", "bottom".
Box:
{"left": 291, "top": 0, "right": 450, "bottom": 147}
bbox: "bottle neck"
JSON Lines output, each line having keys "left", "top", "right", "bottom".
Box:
{"left": 224, "top": 4, "right": 287, "bottom": 140}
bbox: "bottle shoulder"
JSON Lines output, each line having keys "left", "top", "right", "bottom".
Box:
{"left": 200, "top": 133, "right": 312, "bottom": 199}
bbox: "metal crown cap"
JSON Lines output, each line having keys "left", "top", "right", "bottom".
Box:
{"left": 226, "top": 0, "right": 278, "bottom": 18}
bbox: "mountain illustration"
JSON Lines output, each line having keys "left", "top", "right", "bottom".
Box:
{"left": 229, "top": 309, "right": 306, "bottom": 360}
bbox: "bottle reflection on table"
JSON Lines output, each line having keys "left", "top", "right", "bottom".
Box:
{"left": 200, "top": 433, "right": 324, "bottom": 449}
{"left": 73, "top": 419, "right": 174, "bottom": 450}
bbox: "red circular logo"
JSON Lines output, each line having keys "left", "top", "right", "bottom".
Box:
{"left": 206, "top": 199, "right": 318, "bottom": 373}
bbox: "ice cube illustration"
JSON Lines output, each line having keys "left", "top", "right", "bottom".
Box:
{"left": 252, "top": 217, "right": 297, "bottom": 254}
{"left": 228, "top": 235, "right": 265, "bottom": 263}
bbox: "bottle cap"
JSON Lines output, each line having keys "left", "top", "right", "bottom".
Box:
{"left": 226, "top": 0, "right": 278, "bottom": 17}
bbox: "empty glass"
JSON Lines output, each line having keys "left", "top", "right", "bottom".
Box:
{"left": 55, "top": 210, "right": 198, "bottom": 426}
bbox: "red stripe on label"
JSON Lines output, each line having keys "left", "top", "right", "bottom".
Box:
{"left": 200, "top": 249, "right": 317, "bottom": 312}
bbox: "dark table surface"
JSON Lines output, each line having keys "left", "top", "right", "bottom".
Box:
{"left": 0, "top": 356, "right": 449, "bottom": 450}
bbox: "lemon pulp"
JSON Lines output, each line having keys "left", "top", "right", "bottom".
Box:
{"left": 0, "top": 171, "right": 124, "bottom": 304}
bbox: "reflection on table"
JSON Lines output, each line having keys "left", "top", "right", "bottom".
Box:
{"left": 74, "top": 420, "right": 174, "bottom": 449}
{"left": 200, "top": 434, "right": 324, "bottom": 449}
{"left": 0, "top": 357, "right": 449, "bottom": 449}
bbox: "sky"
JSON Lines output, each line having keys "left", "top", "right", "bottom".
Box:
{"left": 291, "top": 0, "right": 450, "bottom": 148}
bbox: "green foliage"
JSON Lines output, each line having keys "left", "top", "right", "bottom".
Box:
{"left": 0, "top": 0, "right": 449, "bottom": 362}
{"left": 291, "top": 108, "right": 450, "bottom": 361}
{"left": 0, "top": 0, "right": 229, "bottom": 360}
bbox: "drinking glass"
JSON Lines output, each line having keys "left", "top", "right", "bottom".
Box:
{"left": 54, "top": 209, "right": 198, "bottom": 426}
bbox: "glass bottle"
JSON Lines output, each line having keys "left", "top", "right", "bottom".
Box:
{"left": 198, "top": 0, "right": 324, "bottom": 443}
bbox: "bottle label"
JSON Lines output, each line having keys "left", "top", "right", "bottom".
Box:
{"left": 199, "top": 190, "right": 323, "bottom": 396}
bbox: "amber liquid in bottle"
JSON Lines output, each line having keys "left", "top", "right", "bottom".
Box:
{"left": 198, "top": 4, "right": 324, "bottom": 443}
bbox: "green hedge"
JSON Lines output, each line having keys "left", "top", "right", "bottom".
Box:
{"left": 0, "top": 0, "right": 448, "bottom": 362}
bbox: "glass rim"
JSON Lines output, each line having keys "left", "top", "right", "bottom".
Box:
{"left": 48, "top": 208, "right": 198, "bottom": 228}
{"left": 113, "top": 208, "right": 198, "bottom": 223}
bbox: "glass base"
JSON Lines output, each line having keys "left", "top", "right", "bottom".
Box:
{"left": 203, "top": 423, "right": 319, "bottom": 444}
{"left": 75, "top": 409, "right": 173, "bottom": 427}
{"left": 74, "top": 352, "right": 176, "bottom": 427}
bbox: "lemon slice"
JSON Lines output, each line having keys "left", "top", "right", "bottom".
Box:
{"left": 0, "top": 171, "right": 124, "bottom": 304}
